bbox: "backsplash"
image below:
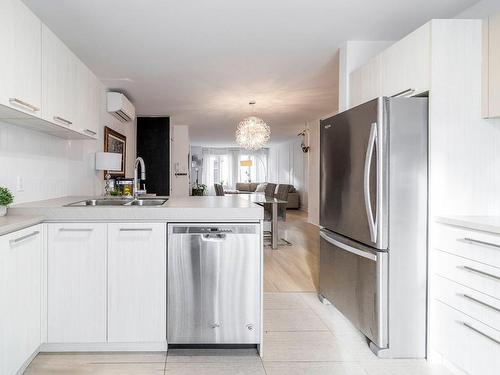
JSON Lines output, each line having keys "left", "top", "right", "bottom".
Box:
{"left": 0, "top": 105, "right": 136, "bottom": 204}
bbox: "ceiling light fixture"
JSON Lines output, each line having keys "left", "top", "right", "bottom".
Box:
{"left": 236, "top": 101, "right": 270, "bottom": 150}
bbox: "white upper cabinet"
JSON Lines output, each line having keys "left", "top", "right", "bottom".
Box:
{"left": 0, "top": 0, "right": 42, "bottom": 117}
{"left": 483, "top": 12, "right": 500, "bottom": 118}
{"left": 107, "top": 223, "right": 167, "bottom": 343}
{"left": 379, "top": 23, "right": 431, "bottom": 97}
{"left": 349, "top": 22, "right": 431, "bottom": 108}
{"left": 0, "top": 225, "right": 42, "bottom": 375}
{"left": 47, "top": 223, "right": 107, "bottom": 343}
{"left": 76, "top": 61, "right": 100, "bottom": 138}
{"left": 42, "top": 24, "right": 77, "bottom": 130}
{"left": 349, "top": 55, "right": 381, "bottom": 107}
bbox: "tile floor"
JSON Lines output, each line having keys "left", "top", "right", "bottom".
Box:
{"left": 24, "top": 293, "right": 453, "bottom": 375}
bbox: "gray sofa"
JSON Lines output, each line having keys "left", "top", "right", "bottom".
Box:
{"left": 233, "top": 182, "right": 300, "bottom": 209}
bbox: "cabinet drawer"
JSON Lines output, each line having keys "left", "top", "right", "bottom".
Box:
{"left": 434, "top": 223, "right": 500, "bottom": 268}
{"left": 433, "top": 275, "right": 500, "bottom": 331}
{"left": 434, "top": 250, "right": 500, "bottom": 299}
{"left": 433, "top": 301, "right": 500, "bottom": 375}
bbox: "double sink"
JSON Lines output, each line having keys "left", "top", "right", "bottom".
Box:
{"left": 66, "top": 198, "right": 168, "bottom": 207}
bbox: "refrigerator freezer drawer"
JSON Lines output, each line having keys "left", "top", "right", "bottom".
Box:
{"left": 319, "top": 230, "right": 388, "bottom": 348}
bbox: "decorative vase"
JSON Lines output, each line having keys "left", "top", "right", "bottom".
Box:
{"left": 0, "top": 205, "right": 7, "bottom": 217}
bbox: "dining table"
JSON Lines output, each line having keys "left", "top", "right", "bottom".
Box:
{"left": 240, "top": 193, "right": 287, "bottom": 249}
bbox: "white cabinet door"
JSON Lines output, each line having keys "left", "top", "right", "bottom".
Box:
{"left": 0, "top": 0, "right": 42, "bottom": 117}
{"left": 380, "top": 23, "right": 430, "bottom": 97}
{"left": 42, "top": 24, "right": 77, "bottom": 129}
{"left": 484, "top": 13, "right": 500, "bottom": 118}
{"left": 0, "top": 225, "right": 42, "bottom": 375}
{"left": 47, "top": 223, "right": 106, "bottom": 343}
{"left": 76, "top": 60, "right": 100, "bottom": 138}
{"left": 349, "top": 55, "right": 381, "bottom": 108}
{"left": 107, "top": 223, "right": 166, "bottom": 343}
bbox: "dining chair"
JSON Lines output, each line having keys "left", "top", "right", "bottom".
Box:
{"left": 263, "top": 183, "right": 292, "bottom": 247}
{"left": 214, "top": 183, "right": 225, "bottom": 196}
{"left": 264, "top": 183, "right": 277, "bottom": 197}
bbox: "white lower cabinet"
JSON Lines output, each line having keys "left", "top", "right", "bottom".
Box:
{"left": 107, "top": 223, "right": 166, "bottom": 342}
{"left": 0, "top": 225, "right": 42, "bottom": 375}
{"left": 47, "top": 223, "right": 107, "bottom": 343}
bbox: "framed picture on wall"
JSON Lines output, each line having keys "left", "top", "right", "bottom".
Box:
{"left": 104, "top": 126, "right": 126, "bottom": 177}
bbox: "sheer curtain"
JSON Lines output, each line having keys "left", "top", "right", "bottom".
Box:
{"left": 238, "top": 149, "right": 268, "bottom": 183}
{"left": 202, "top": 147, "right": 269, "bottom": 194}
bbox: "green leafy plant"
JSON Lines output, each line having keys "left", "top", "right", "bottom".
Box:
{"left": 192, "top": 184, "right": 207, "bottom": 196}
{"left": 0, "top": 187, "right": 14, "bottom": 206}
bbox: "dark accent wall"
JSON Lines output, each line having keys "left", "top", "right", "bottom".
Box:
{"left": 136, "top": 117, "right": 170, "bottom": 196}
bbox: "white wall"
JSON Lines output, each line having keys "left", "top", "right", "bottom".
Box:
{"left": 0, "top": 87, "right": 136, "bottom": 204}
{"left": 455, "top": 0, "right": 500, "bottom": 19}
{"left": 268, "top": 139, "right": 307, "bottom": 210}
{"left": 170, "top": 125, "right": 190, "bottom": 197}
{"left": 306, "top": 120, "right": 320, "bottom": 225}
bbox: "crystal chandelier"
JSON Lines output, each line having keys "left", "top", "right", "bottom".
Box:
{"left": 236, "top": 102, "right": 270, "bottom": 150}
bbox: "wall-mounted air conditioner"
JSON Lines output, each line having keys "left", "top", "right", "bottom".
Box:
{"left": 106, "top": 92, "right": 135, "bottom": 122}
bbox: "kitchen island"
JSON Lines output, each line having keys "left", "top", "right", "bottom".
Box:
{"left": 1, "top": 196, "right": 264, "bottom": 375}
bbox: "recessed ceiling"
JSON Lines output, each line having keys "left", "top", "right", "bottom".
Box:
{"left": 23, "top": 0, "right": 478, "bottom": 146}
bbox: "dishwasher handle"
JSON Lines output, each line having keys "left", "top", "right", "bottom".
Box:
{"left": 201, "top": 233, "right": 227, "bottom": 242}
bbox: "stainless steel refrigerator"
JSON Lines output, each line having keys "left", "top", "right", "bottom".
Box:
{"left": 319, "top": 97, "right": 428, "bottom": 358}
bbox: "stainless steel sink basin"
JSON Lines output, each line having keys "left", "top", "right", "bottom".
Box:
{"left": 66, "top": 198, "right": 167, "bottom": 207}
{"left": 128, "top": 199, "right": 167, "bottom": 206}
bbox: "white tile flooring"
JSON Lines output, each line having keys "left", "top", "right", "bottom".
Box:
{"left": 24, "top": 293, "right": 453, "bottom": 375}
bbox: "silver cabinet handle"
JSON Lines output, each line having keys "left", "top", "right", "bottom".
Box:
{"left": 59, "top": 228, "right": 93, "bottom": 232}
{"left": 9, "top": 231, "right": 40, "bottom": 246}
{"left": 462, "top": 322, "right": 500, "bottom": 345}
{"left": 460, "top": 265, "right": 500, "bottom": 281}
{"left": 461, "top": 294, "right": 500, "bottom": 313}
{"left": 53, "top": 116, "right": 72, "bottom": 125}
{"left": 9, "top": 97, "right": 40, "bottom": 112}
{"left": 363, "top": 122, "right": 378, "bottom": 243}
{"left": 119, "top": 228, "right": 153, "bottom": 232}
{"left": 84, "top": 129, "right": 97, "bottom": 136}
{"left": 391, "top": 88, "right": 416, "bottom": 98}
{"left": 462, "top": 237, "right": 500, "bottom": 250}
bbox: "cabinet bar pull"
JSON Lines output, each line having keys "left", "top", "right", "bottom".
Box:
{"left": 59, "top": 228, "right": 93, "bottom": 232}
{"left": 9, "top": 231, "right": 40, "bottom": 246}
{"left": 462, "top": 237, "right": 500, "bottom": 250}
{"left": 461, "top": 265, "right": 500, "bottom": 281}
{"left": 84, "top": 129, "right": 97, "bottom": 135}
{"left": 391, "top": 88, "right": 415, "bottom": 98}
{"left": 9, "top": 97, "right": 40, "bottom": 112}
{"left": 119, "top": 228, "right": 153, "bottom": 232}
{"left": 462, "top": 294, "right": 500, "bottom": 313}
{"left": 462, "top": 322, "right": 500, "bottom": 345}
{"left": 53, "top": 116, "right": 72, "bottom": 125}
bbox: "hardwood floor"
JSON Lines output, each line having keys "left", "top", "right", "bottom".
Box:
{"left": 264, "top": 210, "right": 320, "bottom": 293}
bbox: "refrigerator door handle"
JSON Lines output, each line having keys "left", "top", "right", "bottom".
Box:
{"left": 364, "top": 122, "right": 378, "bottom": 243}
{"left": 320, "top": 231, "right": 377, "bottom": 261}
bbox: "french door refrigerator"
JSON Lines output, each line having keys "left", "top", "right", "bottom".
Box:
{"left": 319, "top": 97, "right": 428, "bottom": 358}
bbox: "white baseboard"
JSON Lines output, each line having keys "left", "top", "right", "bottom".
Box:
{"left": 15, "top": 346, "right": 40, "bottom": 375}
{"left": 40, "top": 342, "right": 168, "bottom": 352}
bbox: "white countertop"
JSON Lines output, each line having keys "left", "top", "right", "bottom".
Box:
{"left": 435, "top": 215, "right": 500, "bottom": 235}
{"left": 0, "top": 215, "right": 44, "bottom": 236}
{"left": 5, "top": 196, "right": 263, "bottom": 226}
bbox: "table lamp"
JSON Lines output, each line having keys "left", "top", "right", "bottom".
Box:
{"left": 96, "top": 152, "right": 122, "bottom": 196}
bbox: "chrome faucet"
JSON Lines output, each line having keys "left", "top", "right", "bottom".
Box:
{"left": 133, "top": 157, "right": 146, "bottom": 198}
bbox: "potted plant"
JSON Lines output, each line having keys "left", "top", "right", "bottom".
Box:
{"left": 0, "top": 187, "right": 14, "bottom": 216}
{"left": 192, "top": 184, "right": 207, "bottom": 196}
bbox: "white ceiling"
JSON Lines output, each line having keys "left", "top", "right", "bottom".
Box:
{"left": 23, "top": 0, "right": 478, "bottom": 146}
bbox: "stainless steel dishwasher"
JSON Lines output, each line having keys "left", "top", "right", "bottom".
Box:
{"left": 167, "top": 223, "right": 261, "bottom": 344}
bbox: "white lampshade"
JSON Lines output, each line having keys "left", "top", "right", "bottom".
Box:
{"left": 95, "top": 152, "right": 122, "bottom": 171}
